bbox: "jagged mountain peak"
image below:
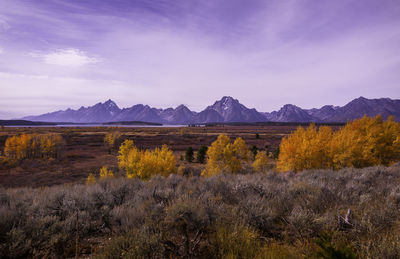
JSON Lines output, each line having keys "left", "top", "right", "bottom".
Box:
{"left": 322, "top": 105, "right": 339, "bottom": 110}
{"left": 356, "top": 96, "right": 367, "bottom": 100}
{"left": 160, "top": 104, "right": 196, "bottom": 124}
{"left": 349, "top": 96, "right": 371, "bottom": 105}
{"left": 176, "top": 104, "right": 190, "bottom": 110}
{"left": 350, "top": 96, "right": 392, "bottom": 105}
{"left": 221, "top": 96, "right": 236, "bottom": 101}
{"left": 22, "top": 96, "right": 266, "bottom": 124}
{"left": 324, "top": 97, "right": 400, "bottom": 122}
{"left": 21, "top": 96, "right": 400, "bottom": 124}
{"left": 104, "top": 99, "right": 118, "bottom": 108}
{"left": 306, "top": 105, "right": 338, "bottom": 121}
{"left": 281, "top": 104, "right": 301, "bottom": 110}
{"left": 221, "top": 96, "right": 238, "bottom": 103}
{"left": 204, "top": 96, "right": 265, "bottom": 123}
{"left": 264, "top": 103, "right": 318, "bottom": 122}
{"left": 210, "top": 96, "right": 242, "bottom": 111}
{"left": 213, "top": 96, "right": 239, "bottom": 107}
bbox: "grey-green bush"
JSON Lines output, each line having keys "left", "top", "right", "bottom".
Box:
{"left": 0, "top": 165, "right": 399, "bottom": 258}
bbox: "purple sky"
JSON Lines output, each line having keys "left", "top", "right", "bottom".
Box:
{"left": 0, "top": 0, "right": 399, "bottom": 118}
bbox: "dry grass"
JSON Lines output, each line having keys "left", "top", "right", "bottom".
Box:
{"left": 0, "top": 126, "right": 297, "bottom": 188}
{"left": 0, "top": 164, "right": 399, "bottom": 258}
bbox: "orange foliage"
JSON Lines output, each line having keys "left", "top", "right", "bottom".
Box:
{"left": 277, "top": 116, "right": 400, "bottom": 172}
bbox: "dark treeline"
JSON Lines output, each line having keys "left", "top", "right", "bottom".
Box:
{"left": 0, "top": 120, "right": 57, "bottom": 126}
{"left": 204, "top": 121, "right": 346, "bottom": 127}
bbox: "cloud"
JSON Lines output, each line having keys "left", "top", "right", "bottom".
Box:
{"left": 0, "top": 71, "right": 129, "bottom": 118}
{"left": 0, "top": 16, "right": 10, "bottom": 31}
{"left": 0, "top": 0, "right": 399, "bottom": 116}
{"left": 43, "top": 49, "right": 100, "bottom": 67}
{"left": 0, "top": 46, "right": 3, "bottom": 54}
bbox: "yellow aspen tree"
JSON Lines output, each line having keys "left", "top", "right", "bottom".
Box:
{"left": 120, "top": 148, "right": 142, "bottom": 178}
{"left": 224, "top": 137, "right": 249, "bottom": 173}
{"left": 277, "top": 124, "right": 332, "bottom": 172}
{"left": 278, "top": 115, "right": 400, "bottom": 172}
{"left": 202, "top": 134, "right": 249, "bottom": 176}
{"left": 252, "top": 151, "right": 269, "bottom": 173}
{"left": 311, "top": 126, "right": 333, "bottom": 169}
{"left": 86, "top": 173, "right": 96, "bottom": 184}
{"left": 99, "top": 166, "right": 114, "bottom": 179}
{"left": 118, "top": 139, "right": 176, "bottom": 179}
{"left": 223, "top": 143, "right": 241, "bottom": 173}
{"left": 104, "top": 131, "right": 122, "bottom": 151}
{"left": 393, "top": 135, "right": 400, "bottom": 164}
{"left": 3, "top": 133, "right": 64, "bottom": 163}
{"left": 118, "top": 140, "right": 135, "bottom": 171}
{"left": 276, "top": 126, "right": 305, "bottom": 172}
{"left": 17, "top": 134, "right": 31, "bottom": 160}
{"left": 4, "top": 135, "right": 18, "bottom": 162}
{"left": 330, "top": 125, "right": 355, "bottom": 169}
{"left": 370, "top": 116, "right": 400, "bottom": 165}
{"left": 232, "top": 137, "right": 249, "bottom": 161}
{"left": 156, "top": 145, "right": 176, "bottom": 176}
{"left": 42, "top": 135, "right": 51, "bottom": 158}
{"left": 202, "top": 134, "right": 231, "bottom": 176}
{"left": 30, "top": 135, "right": 40, "bottom": 159}
{"left": 332, "top": 116, "right": 376, "bottom": 169}
{"left": 137, "top": 149, "right": 157, "bottom": 179}
{"left": 298, "top": 124, "right": 317, "bottom": 170}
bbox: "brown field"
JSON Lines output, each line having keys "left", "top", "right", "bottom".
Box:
{"left": 1, "top": 125, "right": 398, "bottom": 258}
{"left": 0, "top": 125, "right": 339, "bottom": 188}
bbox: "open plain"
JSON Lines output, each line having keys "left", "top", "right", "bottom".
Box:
{"left": 0, "top": 125, "right": 318, "bottom": 188}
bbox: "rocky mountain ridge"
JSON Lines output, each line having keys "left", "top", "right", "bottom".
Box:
{"left": 22, "top": 96, "right": 400, "bottom": 123}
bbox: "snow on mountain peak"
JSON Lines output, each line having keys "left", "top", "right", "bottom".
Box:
{"left": 104, "top": 99, "right": 117, "bottom": 108}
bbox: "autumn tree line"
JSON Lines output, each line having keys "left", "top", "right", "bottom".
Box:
{"left": 277, "top": 115, "right": 400, "bottom": 172}
{"left": 1, "top": 115, "right": 399, "bottom": 180}
{"left": 0, "top": 133, "right": 65, "bottom": 163}
{"left": 111, "top": 115, "right": 399, "bottom": 180}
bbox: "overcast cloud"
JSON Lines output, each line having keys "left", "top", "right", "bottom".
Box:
{"left": 0, "top": 0, "right": 399, "bottom": 118}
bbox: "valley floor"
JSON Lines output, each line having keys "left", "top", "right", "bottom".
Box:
{"left": 0, "top": 125, "right": 307, "bottom": 188}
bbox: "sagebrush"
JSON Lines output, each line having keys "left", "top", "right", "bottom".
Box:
{"left": 0, "top": 165, "right": 400, "bottom": 258}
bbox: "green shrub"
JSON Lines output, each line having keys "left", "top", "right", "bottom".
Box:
{"left": 196, "top": 145, "right": 208, "bottom": 163}
{"left": 185, "top": 146, "right": 194, "bottom": 163}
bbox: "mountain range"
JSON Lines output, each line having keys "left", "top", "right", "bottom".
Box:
{"left": 22, "top": 96, "right": 400, "bottom": 124}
